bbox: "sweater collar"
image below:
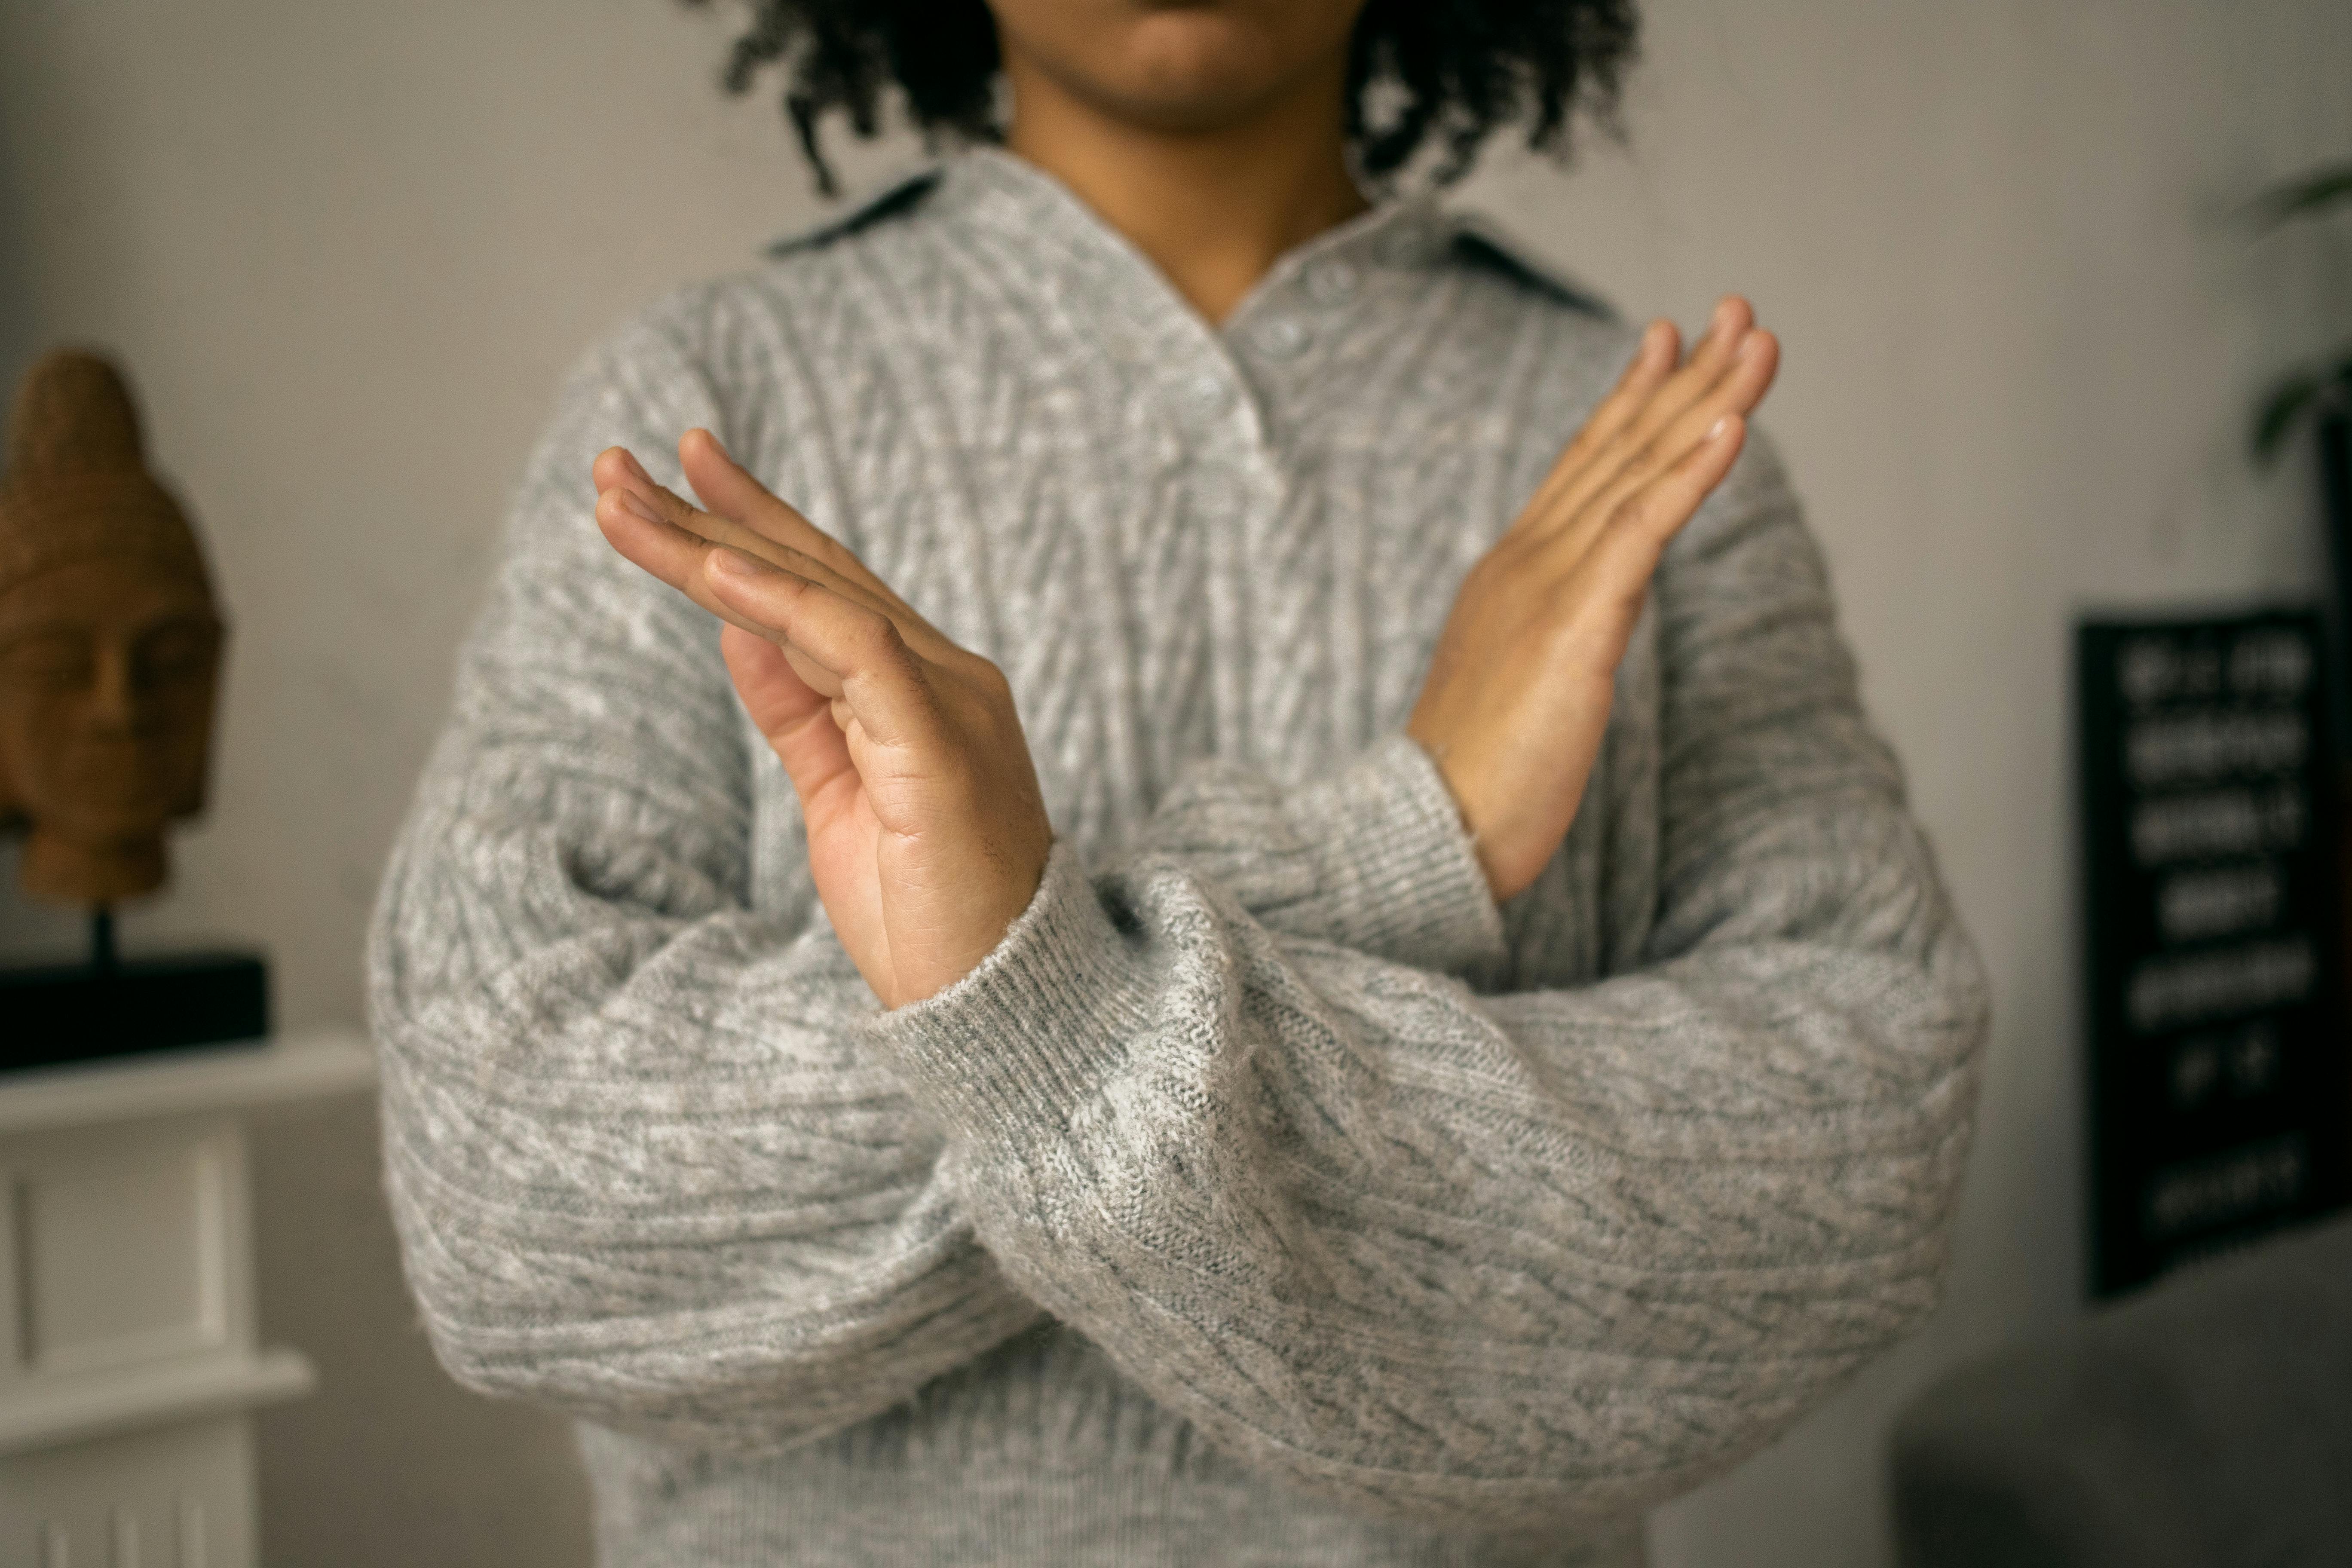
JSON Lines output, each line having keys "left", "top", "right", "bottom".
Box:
{"left": 935, "top": 144, "right": 1451, "bottom": 325}
{"left": 770, "top": 144, "right": 1606, "bottom": 331}
{"left": 766, "top": 147, "right": 1608, "bottom": 451}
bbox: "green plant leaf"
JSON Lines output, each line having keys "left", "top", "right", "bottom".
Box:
{"left": 2252, "top": 353, "right": 2352, "bottom": 465}
{"left": 2245, "top": 162, "right": 2352, "bottom": 230}
{"left": 2254, "top": 370, "right": 2321, "bottom": 464}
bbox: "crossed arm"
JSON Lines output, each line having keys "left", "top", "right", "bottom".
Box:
{"left": 370, "top": 303, "right": 1987, "bottom": 1530}
{"left": 589, "top": 301, "right": 1779, "bottom": 1009}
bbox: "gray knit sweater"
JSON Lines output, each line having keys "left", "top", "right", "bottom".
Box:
{"left": 369, "top": 148, "right": 1989, "bottom": 1568}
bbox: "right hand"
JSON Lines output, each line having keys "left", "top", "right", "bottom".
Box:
{"left": 592, "top": 432, "right": 1055, "bottom": 1010}
{"left": 1406, "top": 296, "right": 1780, "bottom": 903}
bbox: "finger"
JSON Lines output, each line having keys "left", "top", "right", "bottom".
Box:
{"left": 1590, "top": 413, "right": 1751, "bottom": 592}
{"left": 1542, "top": 296, "right": 1758, "bottom": 525}
{"left": 677, "top": 429, "right": 894, "bottom": 605}
{"left": 595, "top": 478, "right": 730, "bottom": 597}
{"left": 597, "top": 482, "right": 891, "bottom": 700}
{"left": 718, "top": 619, "right": 827, "bottom": 733}
{"left": 1540, "top": 319, "right": 1679, "bottom": 484}
{"left": 705, "top": 548, "right": 945, "bottom": 753}
{"left": 1539, "top": 420, "right": 1750, "bottom": 683}
{"left": 1539, "top": 327, "right": 1779, "bottom": 559}
{"left": 596, "top": 444, "right": 784, "bottom": 567}
{"left": 596, "top": 480, "right": 829, "bottom": 628}
{"left": 597, "top": 447, "right": 898, "bottom": 611}
{"left": 720, "top": 624, "right": 860, "bottom": 806}
{"left": 597, "top": 479, "right": 961, "bottom": 749}
{"left": 1578, "top": 295, "right": 1751, "bottom": 460}
{"left": 595, "top": 466, "right": 915, "bottom": 643}
{"left": 1506, "top": 320, "right": 1680, "bottom": 542}
{"left": 599, "top": 439, "right": 959, "bottom": 658}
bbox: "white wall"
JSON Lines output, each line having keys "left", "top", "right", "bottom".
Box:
{"left": 1492, "top": 7, "right": 2352, "bottom": 1565}
{"left": 0, "top": 2, "right": 2345, "bottom": 1565}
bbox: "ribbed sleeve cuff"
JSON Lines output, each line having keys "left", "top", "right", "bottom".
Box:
{"left": 860, "top": 840, "right": 1150, "bottom": 1147}
{"left": 1284, "top": 732, "right": 1507, "bottom": 976}
{"left": 864, "top": 736, "right": 1504, "bottom": 1145}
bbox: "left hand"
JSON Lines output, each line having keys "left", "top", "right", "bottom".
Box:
{"left": 592, "top": 429, "right": 1053, "bottom": 1010}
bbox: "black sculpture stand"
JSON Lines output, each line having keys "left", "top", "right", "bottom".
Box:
{"left": 1, "top": 909, "right": 268, "bottom": 1073}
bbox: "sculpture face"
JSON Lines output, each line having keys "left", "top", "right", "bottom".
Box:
{"left": 0, "top": 348, "right": 227, "bottom": 909}
{"left": 0, "top": 556, "right": 223, "bottom": 903}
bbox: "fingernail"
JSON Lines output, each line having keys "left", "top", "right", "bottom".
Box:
{"left": 1708, "top": 415, "right": 1734, "bottom": 440}
{"left": 710, "top": 547, "right": 774, "bottom": 578}
{"left": 618, "top": 448, "right": 652, "bottom": 483}
{"left": 619, "top": 489, "right": 664, "bottom": 527}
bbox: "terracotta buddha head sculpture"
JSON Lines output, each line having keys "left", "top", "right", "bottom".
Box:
{"left": 0, "top": 350, "right": 226, "bottom": 907}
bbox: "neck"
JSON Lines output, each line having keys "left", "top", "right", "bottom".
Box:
{"left": 1002, "top": 60, "right": 1369, "bottom": 325}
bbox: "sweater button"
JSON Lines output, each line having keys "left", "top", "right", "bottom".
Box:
{"left": 1181, "top": 372, "right": 1231, "bottom": 420}
{"left": 1305, "top": 260, "right": 1358, "bottom": 303}
{"left": 1255, "top": 316, "right": 1311, "bottom": 359}
{"left": 1378, "top": 224, "right": 1430, "bottom": 266}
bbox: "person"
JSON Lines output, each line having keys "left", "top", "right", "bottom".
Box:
{"left": 368, "top": 3, "right": 1990, "bottom": 1564}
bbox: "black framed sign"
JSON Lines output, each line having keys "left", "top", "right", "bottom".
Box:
{"left": 2078, "top": 608, "right": 2351, "bottom": 1298}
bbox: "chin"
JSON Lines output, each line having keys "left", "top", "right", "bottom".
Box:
{"left": 1093, "top": 59, "right": 1303, "bottom": 131}
{"left": 37, "top": 756, "right": 199, "bottom": 827}
{"left": 1018, "top": 0, "right": 1355, "bottom": 133}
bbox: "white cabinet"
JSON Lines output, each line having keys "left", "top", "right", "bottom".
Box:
{"left": 0, "top": 1031, "right": 375, "bottom": 1568}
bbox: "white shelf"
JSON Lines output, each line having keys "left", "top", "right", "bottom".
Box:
{"left": 0, "top": 1026, "right": 365, "bottom": 1566}
{"left": 0, "top": 1349, "right": 315, "bottom": 1457}
{"left": 0, "top": 1027, "right": 376, "bottom": 1136}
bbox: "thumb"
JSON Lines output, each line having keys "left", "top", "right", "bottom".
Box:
{"left": 719, "top": 625, "right": 859, "bottom": 806}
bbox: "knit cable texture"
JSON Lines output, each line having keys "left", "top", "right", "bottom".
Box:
{"left": 369, "top": 149, "right": 1989, "bottom": 1567}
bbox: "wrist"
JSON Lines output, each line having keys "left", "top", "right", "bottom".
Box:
{"left": 1404, "top": 723, "right": 1491, "bottom": 866}
{"left": 1288, "top": 732, "right": 1508, "bottom": 974}
{"left": 892, "top": 827, "right": 1054, "bottom": 1009}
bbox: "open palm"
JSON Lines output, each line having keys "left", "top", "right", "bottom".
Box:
{"left": 593, "top": 432, "right": 1054, "bottom": 1009}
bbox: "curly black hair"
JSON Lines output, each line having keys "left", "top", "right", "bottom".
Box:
{"left": 682, "top": 1, "right": 1639, "bottom": 196}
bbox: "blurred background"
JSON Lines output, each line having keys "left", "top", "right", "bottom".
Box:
{"left": 0, "top": 0, "right": 2347, "bottom": 1563}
